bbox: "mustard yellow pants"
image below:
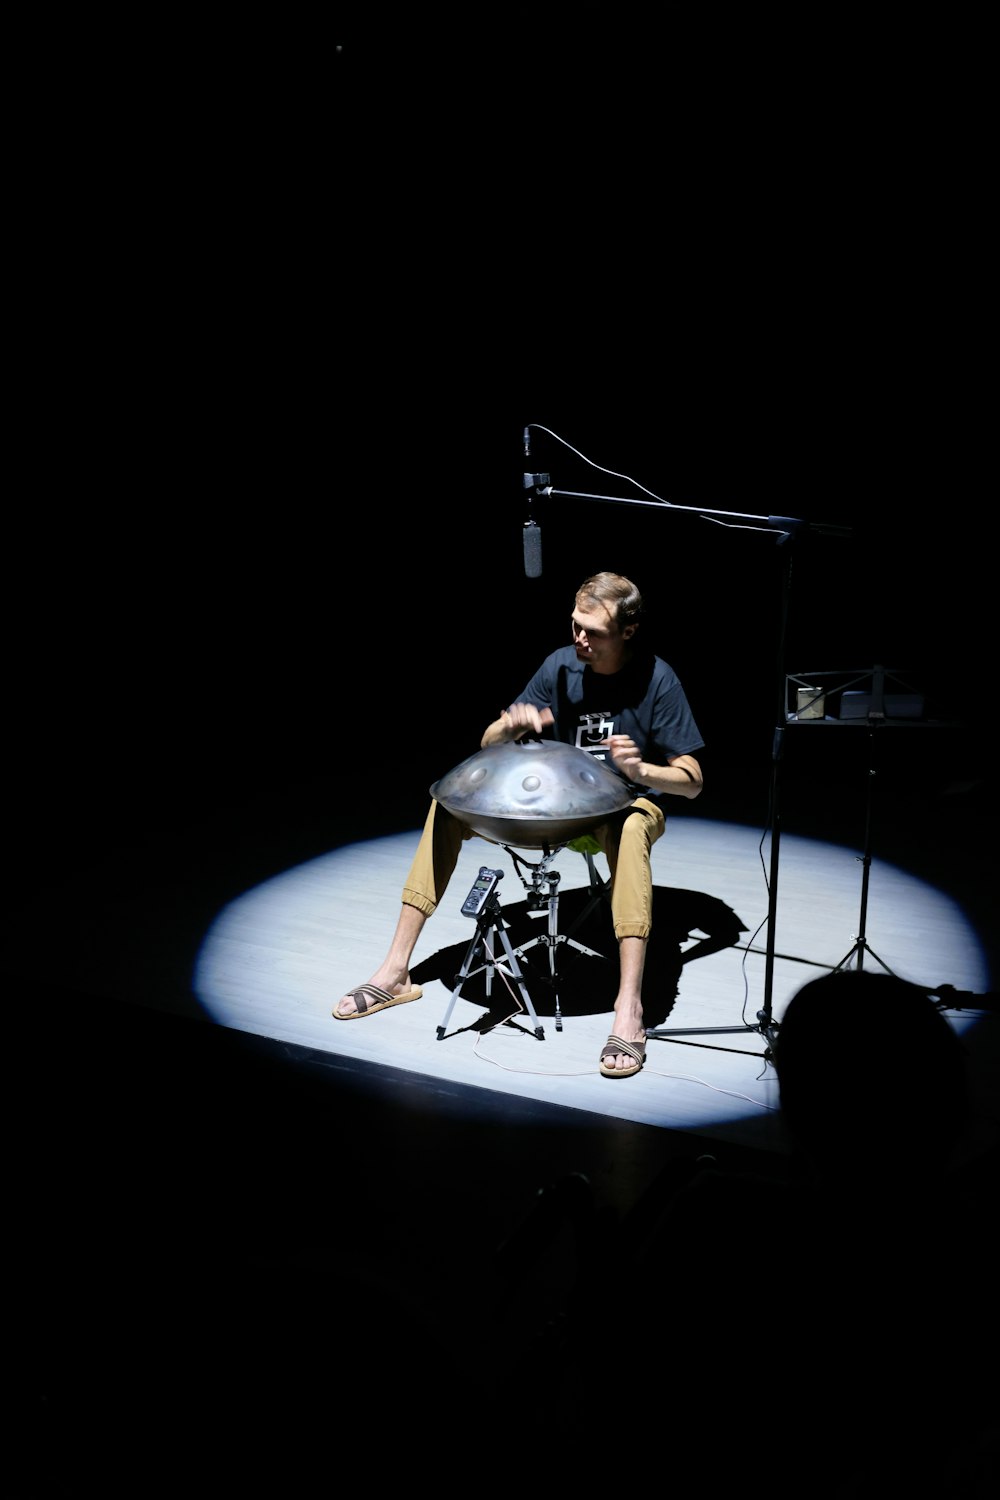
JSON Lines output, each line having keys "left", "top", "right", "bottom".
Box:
{"left": 401, "top": 797, "right": 665, "bottom": 940}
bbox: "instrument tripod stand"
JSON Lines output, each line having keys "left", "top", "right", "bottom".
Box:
{"left": 436, "top": 872, "right": 546, "bottom": 1040}
{"left": 434, "top": 844, "right": 611, "bottom": 1039}
{"left": 503, "top": 843, "right": 612, "bottom": 1032}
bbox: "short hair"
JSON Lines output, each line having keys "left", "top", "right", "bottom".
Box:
{"left": 575, "top": 572, "right": 643, "bottom": 634}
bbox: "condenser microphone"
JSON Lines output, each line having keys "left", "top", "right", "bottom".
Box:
{"left": 523, "top": 519, "right": 543, "bottom": 578}
{"left": 522, "top": 427, "right": 541, "bottom": 576}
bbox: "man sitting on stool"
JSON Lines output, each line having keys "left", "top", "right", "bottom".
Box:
{"left": 335, "top": 571, "right": 705, "bottom": 1079}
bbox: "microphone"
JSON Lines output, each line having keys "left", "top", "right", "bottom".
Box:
{"left": 523, "top": 518, "right": 543, "bottom": 578}
{"left": 521, "top": 425, "right": 542, "bottom": 576}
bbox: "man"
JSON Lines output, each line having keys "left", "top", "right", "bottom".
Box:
{"left": 336, "top": 572, "right": 704, "bottom": 1077}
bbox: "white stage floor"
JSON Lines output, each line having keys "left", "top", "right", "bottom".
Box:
{"left": 191, "top": 816, "right": 995, "bottom": 1155}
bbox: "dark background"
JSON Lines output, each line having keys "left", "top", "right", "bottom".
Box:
{"left": 7, "top": 31, "right": 998, "bottom": 1493}
{"left": 11, "top": 27, "right": 992, "bottom": 888}
{"left": 15, "top": 370, "right": 990, "bottom": 891}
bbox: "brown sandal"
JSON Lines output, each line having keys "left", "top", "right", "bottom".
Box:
{"left": 599, "top": 1034, "right": 646, "bottom": 1078}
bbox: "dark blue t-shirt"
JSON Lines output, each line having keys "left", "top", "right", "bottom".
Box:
{"left": 515, "top": 645, "right": 704, "bottom": 805}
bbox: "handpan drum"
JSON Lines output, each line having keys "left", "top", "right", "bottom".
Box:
{"left": 430, "top": 740, "right": 635, "bottom": 849}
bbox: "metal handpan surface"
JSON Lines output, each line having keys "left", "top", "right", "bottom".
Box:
{"left": 430, "top": 740, "right": 635, "bottom": 848}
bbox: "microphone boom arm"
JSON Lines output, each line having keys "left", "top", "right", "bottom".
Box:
{"left": 527, "top": 481, "right": 851, "bottom": 539}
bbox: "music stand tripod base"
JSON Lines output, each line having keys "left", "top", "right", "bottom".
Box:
{"left": 828, "top": 711, "right": 899, "bottom": 977}
{"left": 436, "top": 891, "right": 545, "bottom": 1041}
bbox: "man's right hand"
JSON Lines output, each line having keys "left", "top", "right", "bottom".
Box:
{"left": 504, "top": 703, "right": 553, "bottom": 738}
{"left": 482, "top": 704, "right": 554, "bottom": 748}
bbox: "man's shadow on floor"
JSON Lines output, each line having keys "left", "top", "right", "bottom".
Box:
{"left": 412, "top": 885, "right": 747, "bottom": 1030}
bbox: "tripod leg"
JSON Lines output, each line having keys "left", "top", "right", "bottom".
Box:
{"left": 438, "top": 910, "right": 546, "bottom": 1041}
{"left": 833, "top": 939, "right": 895, "bottom": 976}
{"left": 546, "top": 885, "right": 562, "bottom": 1032}
{"left": 495, "top": 925, "right": 545, "bottom": 1040}
{"left": 861, "top": 944, "right": 895, "bottom": 975}
{"left": 437, "top": 924, "right": 489, "bottom": 1038}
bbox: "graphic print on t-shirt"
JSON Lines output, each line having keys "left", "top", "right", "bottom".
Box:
{"left": 576, "top": 711, "right": 615, "bottom": 756}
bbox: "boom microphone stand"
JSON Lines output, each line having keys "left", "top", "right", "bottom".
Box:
{"left": 523, "top": 430, "right": 851, "bottom": 1055}
{"left": 644, "top": 533, "right": 795, "bottom": 1055}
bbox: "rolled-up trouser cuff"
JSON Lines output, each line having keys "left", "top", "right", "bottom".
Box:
{"left": 402, "top": 889, "right": 437, "bottom": 919}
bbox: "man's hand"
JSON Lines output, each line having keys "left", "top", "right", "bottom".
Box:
{"left": 504, "top": 704, "right": 554, "bottom": 738}
{"left": 482, "top": 703, "right": 554, "bottom": 749}
{"left": 606, "top": 733, "right": 643, "bottom": 781}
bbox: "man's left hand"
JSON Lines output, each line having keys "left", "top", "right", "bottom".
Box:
{"left": 606, "top": 733, "right": 643, "bottom": 783}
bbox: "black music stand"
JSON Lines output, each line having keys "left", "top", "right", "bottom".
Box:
{"left": 833, "top": 666, "right": 898, "bottom": 973}
{"left": 785, "top": 664, "right": 927, "bottom": 976}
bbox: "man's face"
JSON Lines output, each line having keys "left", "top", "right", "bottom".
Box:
{"left": 570, "top": 599, "right": 633, "bottom": 674}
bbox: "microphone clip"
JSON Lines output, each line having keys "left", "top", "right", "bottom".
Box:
{"left": 522, "top": 471, "right": 551, "bottom": 492}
